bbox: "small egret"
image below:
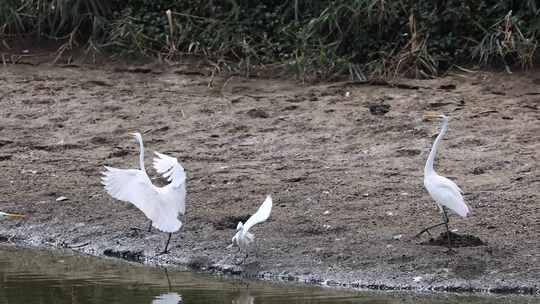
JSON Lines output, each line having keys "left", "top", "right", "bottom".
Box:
{"left": 417, "top": 112, "right": 470, "bottom": 249}
{"left": 102, "top": 132, "right": 186, "bottom": 254}
{"left": 230, "top": 195, "right": 272, "bottom": 264}
{"left": 0, "top": 212, "right": 24, "bottom": 220}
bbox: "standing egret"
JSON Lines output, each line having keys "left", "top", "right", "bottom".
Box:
{"left": 417, "top": 112, "right": 470, "bottom": 250}
{"left": 102, "top": 132, "right": 186, "bottom": 254}
{"left": 230, "top": 195, "right": 272, "bottom": 264}
{"left": 0, "top": 212, "right": 24, "bottom": 220}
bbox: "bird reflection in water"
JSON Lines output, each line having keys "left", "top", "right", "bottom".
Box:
{"left": 232, "top": 289, "right": 254, "bottom": 304}
{"left": 151, "top": 268, "right": 183, "bottom": 304}
{"left": 151, "top": 292, "right": 183, "bottom": 304}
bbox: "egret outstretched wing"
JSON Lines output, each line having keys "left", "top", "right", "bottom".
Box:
{"left": 101, "top": 167, "right": 159, "bottom": 220}
{"left": 153, "top": 152, "right": 186, "bottom": 188}
{"left": 243, "top": 195, "right": 272, "bottom": 232}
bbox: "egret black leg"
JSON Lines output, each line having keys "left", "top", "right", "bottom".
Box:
{"left": 233, "top": 249, "right": 247, "bottom": 265}
{"left": 241, "top": 252, "right": 249, "bottom": 264}
{"left": 416, "top": 207, "right": 450, "bottom": 238}
{"left": 415, "top": 222, "right": 447, "bottom": 237}
{"left": 159, "top": 233, "right": 172, "bottom": 255}
{"left": 147, "top": 221, "right": 153, "bottom": 232}
{"left": 441, "top": 208, "right": 455, "bottom": 253}
{"left": 254, "top": 241, "right": 258, "bottom": 259}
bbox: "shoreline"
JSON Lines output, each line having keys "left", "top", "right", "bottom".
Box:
{"left": 1, "top": 233, "right": 538, "bottom": 296}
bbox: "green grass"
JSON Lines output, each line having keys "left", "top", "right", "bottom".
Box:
{"left": 1, "top": 1, "right": 539, "bottom": 79}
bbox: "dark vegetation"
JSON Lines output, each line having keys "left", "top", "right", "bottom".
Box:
{"left": 1, "top": 0, "right": 540, "bottom": 79}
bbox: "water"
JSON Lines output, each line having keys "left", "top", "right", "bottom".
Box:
{"left": 0, "top": 246, "right": 537, "bottom": 304}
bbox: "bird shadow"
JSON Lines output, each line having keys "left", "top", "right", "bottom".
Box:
{"left": 420, "top": 231, "right": 485, "bottom": 247}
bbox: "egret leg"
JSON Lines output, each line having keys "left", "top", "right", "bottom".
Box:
{"left": 147, "top": 221, "right": 153, "bottom": 232}
{"left": 159, "top": 233, "right": 172, "bottom": 255}
{"left": 441, "top": 208, "right": 455, "bottom": 253}
{"left": 415, "top": 222, "right": 447, "bottom": 238}
{"left": 416, "top": 207, "right": 450, "bottom": 238}
{"left": 233, "top": 249, "right": 248, "bottom": 265}
{"left": 254, "top": 241, "right": 259, "bottom": 259}
{"left": 241, "top": 252, "right": 249, "bottom": 264}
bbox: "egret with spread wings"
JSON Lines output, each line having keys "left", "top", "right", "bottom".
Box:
{"left": 231, "top": 195, "right": 272, "bottom": 263}
{"left": 417, "top": 113, "right": 470, "bottom": 250}
{"left": 102, "top": 132, "right": 186, "bottom": 254}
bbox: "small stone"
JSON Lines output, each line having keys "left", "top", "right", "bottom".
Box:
{"left": 413, "top": 276, "right": 423, "bottom": 282}
{"left": 393, "top": 234, "right": 402, "bottom": 240}
{"left": 323, "top": 210, "right": 330, "bottom": 215}
{"left": 56, "top": 196, "right": 68, "bottom": 202}
{"left": 246, "top": 108, "right": 269, "bottom": 118}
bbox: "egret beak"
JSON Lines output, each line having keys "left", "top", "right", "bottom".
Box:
{"left": 423, "top": 111, "right": 444, "bottom": 121}
{"left": 0, "top": 212, "right": 25, "bottom": 220}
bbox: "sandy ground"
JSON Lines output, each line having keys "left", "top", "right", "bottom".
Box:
{"left": 0, "top": 63, "right": 539, "bottom": 294}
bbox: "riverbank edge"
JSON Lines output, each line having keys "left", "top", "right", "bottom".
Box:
{"left": 1, "top": 233, "right": 538, "bottom": 297}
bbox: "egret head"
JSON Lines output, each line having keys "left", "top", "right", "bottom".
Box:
{"left": 130, "top": 132, "right": 143, "bottom": 141}
{"left": 236, "top": 222, "right": 244, "bottom": 232}
{"left": 423, "top": 111, "right": 448, "bottom": 121}
{"left": 0, "top": 212, "right": 25, "bottom": 220}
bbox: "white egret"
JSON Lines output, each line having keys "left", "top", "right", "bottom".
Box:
{"left": 102, "top": 132, "right": 186, "bottom": 254}
{"left": 230, "top": 195, "right": 272, "bottom": 264}
{"left": 417, "top": 112, "right": 470, "bottom": 249}
{"left": 0, "top": 212, "right": 24, "bottom": 220}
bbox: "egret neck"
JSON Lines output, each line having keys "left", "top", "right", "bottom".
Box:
{"left": 424, "top": 115, "right": 448, "bottom": 177}
{"left": 132, "top": 133, "right": 146, "bottom": 173}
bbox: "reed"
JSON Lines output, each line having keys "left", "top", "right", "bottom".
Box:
{"left": 1, "top": 1, "right": 539, "bottom": 79}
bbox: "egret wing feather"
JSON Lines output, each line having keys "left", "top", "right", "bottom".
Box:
{"left": 101, "top": 166, "right": 160, "bottom": 222}
{"left": 427, "top": 175, "right": 469, "bottom": 217}
{"left": 243, "top": 195, "right": 272, "bottom": 232}
{"left": 437, "top": 174, "right": 464, "bottom": 194}
{"left": 153, "top": 152, "right": 186, "bottom": 187}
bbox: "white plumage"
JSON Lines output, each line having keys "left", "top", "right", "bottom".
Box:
{"left": 102, "top": 132, "right": 186, "bottom": 251}
{"left": 418, "top": 113, "right": 471, "bottom": 248}
{"left": 424, "top": 174, "right": 469, "bottom": 217}
{"left": 423, "top": 114, "right": 470, "bottom": 218}
{"left": 231, "top": 195, "right": 272, "bottom": 258}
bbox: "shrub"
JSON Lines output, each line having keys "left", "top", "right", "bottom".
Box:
{"left": 1, "top": 0, "right": 539, "bottom": 79}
